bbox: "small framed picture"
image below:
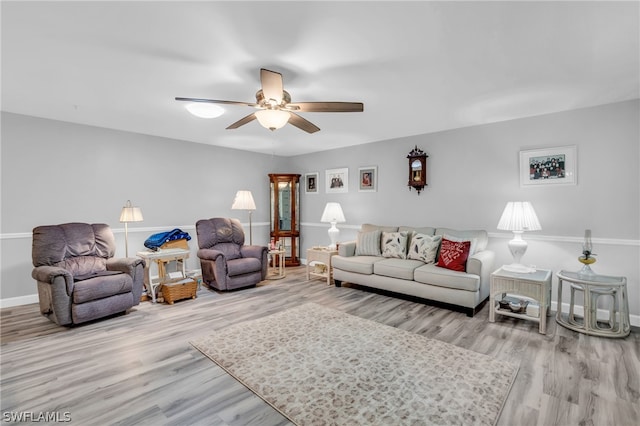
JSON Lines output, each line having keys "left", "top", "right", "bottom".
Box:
{"left": 358, "top": 166, "right": 377, "bottom": 192}
{"left": 325, "top": 167, "right": 348, "bottom": 193}
{"left": 305, "top": 172, "right": 319, "bottom": 194}
{"left": 519, "top": 145, "right": 577, "bottom": 186}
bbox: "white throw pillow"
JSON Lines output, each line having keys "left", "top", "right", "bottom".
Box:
{"left": 408, "top": 233, "right": 442, "bottom": 264}
{"left": 381, "top": 231, "right": 409, "bottom": 259}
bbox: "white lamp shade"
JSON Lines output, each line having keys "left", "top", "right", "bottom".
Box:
{"left": 119, "top": 200, "right": 143, "bottom": 222}
{"left": 231, "top": 190, "right": 256, "bottom": 210}
{"left": 497, "top": 202, "right": 541, "bottom": 232}
{"left": 320, "top": 202, "right": 346, "bottom": 223}
{"left": 185, "top": 103, "right": 224, "bottom": 118}
{"left": 255, "top": 109, "right": 290, "bottom": 130}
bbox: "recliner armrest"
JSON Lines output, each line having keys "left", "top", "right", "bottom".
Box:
{"left": 241, "top": 245, "right": 268, "bottom": 260}
{"left": 197, "top": 248, "right": 224, "bottom": 261}
{"left": 107, "top": 257, "right": 144, "bottom": 274}
{"left": 31, "top": 265, "right": 74, "bottom": 295}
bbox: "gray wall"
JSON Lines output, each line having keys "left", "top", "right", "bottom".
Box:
{"left": 2, "top": 100, "right": 639, "bottom": 322}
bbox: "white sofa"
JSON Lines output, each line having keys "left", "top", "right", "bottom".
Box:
{"left": 332, "top": 224, "right": 495, "bottom": 316}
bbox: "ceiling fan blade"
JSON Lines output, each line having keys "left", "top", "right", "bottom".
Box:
{"left": 288, "top": 102, "right": 364, "bottom": 112}
{"left": 226, "top": 113, "right": 257, "bottom": 129}
{"left": 288, "top": 112, "right": 320, "bottom": 134}
{"left": 260, "top": 69, "right": 283, "bottom": 104}
{"left": 175, "top": 97, "right": 257, "bottom": 107}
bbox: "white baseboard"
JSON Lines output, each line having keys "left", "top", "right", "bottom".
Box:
{"left": 0, "top": 294, "right": 39, "bottom": 309}
{"left": 1, "top": 292, "right": 638, "bottom": 328}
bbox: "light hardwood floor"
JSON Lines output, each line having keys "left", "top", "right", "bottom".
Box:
{"left": 1, "top": 267, "right": 638, "bottom": 426}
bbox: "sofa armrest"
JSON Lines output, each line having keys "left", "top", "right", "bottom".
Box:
{"left": 197, "top": 248, "right": 224, "bottom": 261}
{"left": 466, "top": 250, "right": 495, "bottom": 300}
{"left": 107, "top": 257, "right": 145, "bottom": 305}
{"left": 338, "top": 241, "right": 357, "bottom": 257}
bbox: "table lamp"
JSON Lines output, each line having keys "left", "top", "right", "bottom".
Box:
{"left": 320, "top": 202, "right": 346, "bottom": 250}
{"left": 497, "top": 201, "right": 541, "bottom": 273}
{"left": 232, "top": 190, "right": 256, "bottom": 245}
{"left": 119, "top": 200, "right": 144, "bottom": 257}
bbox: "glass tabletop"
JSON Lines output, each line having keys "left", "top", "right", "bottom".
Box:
{"left": 557, "top": 270, "right": 625, "bottom": 285}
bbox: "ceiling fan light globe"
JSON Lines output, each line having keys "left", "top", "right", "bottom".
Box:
{"left": 256, "top": 109, "right": 290, "bottom": 130}
{"left": 185, "top": 103, "right": 224, "bottom": 118}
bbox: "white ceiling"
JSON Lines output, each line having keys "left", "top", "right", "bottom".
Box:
{"left": 2, "top": 1, "right": 638, "bottom": 157}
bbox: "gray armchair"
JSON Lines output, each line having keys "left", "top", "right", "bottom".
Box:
{"left": 32, "top": 222, "right": 144, "bottom": 326}
{"left": 196, "top": 218, "right": 268, "bottom": 291}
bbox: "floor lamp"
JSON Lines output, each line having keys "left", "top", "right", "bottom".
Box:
{"left": 119, "top": 200, "right": 144, "bottom": 257}
{"left": 232, "top": 190, "right": 256, "bottom": 245}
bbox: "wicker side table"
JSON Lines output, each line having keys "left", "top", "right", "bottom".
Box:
{"left": 490, "top": 267, "right": 552, "bottom": 334}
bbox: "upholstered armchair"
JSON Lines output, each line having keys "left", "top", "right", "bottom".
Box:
{"left": 32, "top": 223, "right": 145, "bottom": 326}
{"left": 196, "top": 218, "right": 268, "bottom": 291}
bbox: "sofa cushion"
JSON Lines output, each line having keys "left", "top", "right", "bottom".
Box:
{"left": 332, "top": 255, "right": 383, "bottom": 275}
{"left": 381, "top": 231, "right": 408, "bottom": 259}
{"left": 414, "top": 264, "right": 480, "bottom": 292}
{"left": 374, "top": 258, "right": 425, "bottom": 280}
{"left": 437, "top": 238, "right": 471, "bottom": 272}
{"left": 355, "top": 230, "right": 382, "bottom": 256}
{"left": 407, "top": 234, "right": 442, "bottom": 264}
{"left": 435, "top": 228, "right": 488, "bottom": 253}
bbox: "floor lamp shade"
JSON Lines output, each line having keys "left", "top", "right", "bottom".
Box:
{"left": 320, "top": 202, "right": 346, "bottom": 250}
{"left": 497, "top": 201, "right": 541, "bottom": 273}
{"left": 119, "top": 200, "right": 143, "bottom": 258}
{"left": 231, "top": 190, "right": 256, "bottom": 245}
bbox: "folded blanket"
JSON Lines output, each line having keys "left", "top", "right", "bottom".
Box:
{"left": 144, "top": 229, "right": 191, "bottom": 249}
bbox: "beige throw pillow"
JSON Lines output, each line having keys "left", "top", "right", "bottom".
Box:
{"left": 381, "top": 231, "right": 409, "bottom": 259}
{"left": 408, "top": 233, "right": 442, "bottom": 264}
{"left": 355, "top": 230, "right": 382, "bottom": 256}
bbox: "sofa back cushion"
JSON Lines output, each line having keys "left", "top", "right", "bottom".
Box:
{"left": 355, "top": 230, "right": 382, "bottom": 256}
{"left": 361, "top": 224, "right": 399, "bottom": 233}
{"left": 435, "top": 228, "right": 488, "bottom": 253}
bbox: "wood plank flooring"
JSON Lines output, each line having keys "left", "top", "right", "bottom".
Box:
{"left": 1, "top": 267, "right": 638, "bottom": 425}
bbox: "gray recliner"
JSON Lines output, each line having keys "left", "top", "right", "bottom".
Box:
{"left": 196, "top": 218, "right": 268, "bottom": 291}
{"left": 32, "top": 222, "right": 145, "bottom": 325}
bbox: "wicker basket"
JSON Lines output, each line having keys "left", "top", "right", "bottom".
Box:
{"left": 160, "top": 278, "right": 197, "bottom": 304}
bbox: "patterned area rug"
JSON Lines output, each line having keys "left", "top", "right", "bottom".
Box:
{"left": 191, "top": 303, "right": 518, "bottom": 426}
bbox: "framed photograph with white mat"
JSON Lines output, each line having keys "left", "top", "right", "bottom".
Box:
{"left": 304, "top": 172, "right": 318, "bottom": 194}
{"left": 519, "top": 145, "right": 577, "bottom": 186}
{"left": 358, "top": 166, "right": 377, "bottom": 192}
{"left": 325, "top": 168, "right": 348, "bottom": 193}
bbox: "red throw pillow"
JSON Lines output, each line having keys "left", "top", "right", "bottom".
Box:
{"left": 437, "top": 238, "right": 471, "bottom": 272}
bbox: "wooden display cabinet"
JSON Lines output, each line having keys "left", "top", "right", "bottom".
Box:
{"left": 268, "top": 173, "right": 301, "bottom": 266}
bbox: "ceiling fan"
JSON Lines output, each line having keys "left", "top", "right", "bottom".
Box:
{"left": 176, "top": 68, "right": 364, "bottom": 134}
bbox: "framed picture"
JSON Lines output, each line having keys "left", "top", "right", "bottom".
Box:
{"left": 325, "top": 167, "right": 348, "bottom": 193}
{"left": 358, "top": 166, "right": 377, "bottom": 192}
{"left": 519, "top": 145, "right": 577, "bottom": 186}
{"left": 304, "top": 172, "right": 319, "bottom": 194}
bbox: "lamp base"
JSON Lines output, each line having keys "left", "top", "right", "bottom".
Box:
{"left": 502, "top": 263, "right": 537, "bottom": 274}
{"left": 327, "top": 222, "right": 340, "bottom": 251}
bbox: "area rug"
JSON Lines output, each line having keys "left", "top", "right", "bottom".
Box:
{"left": 190, "top": 303, "right": 518, "bottom": 426}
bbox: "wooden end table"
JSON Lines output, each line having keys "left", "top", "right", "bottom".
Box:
{"left": 137, "top": 248, "right": 190, "bottom": 303}
{"left": 490, "top": 267, "right": 552, "bottom": 334}
{"left": 306, "top": 247, "right": 338, "bottom": 285}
